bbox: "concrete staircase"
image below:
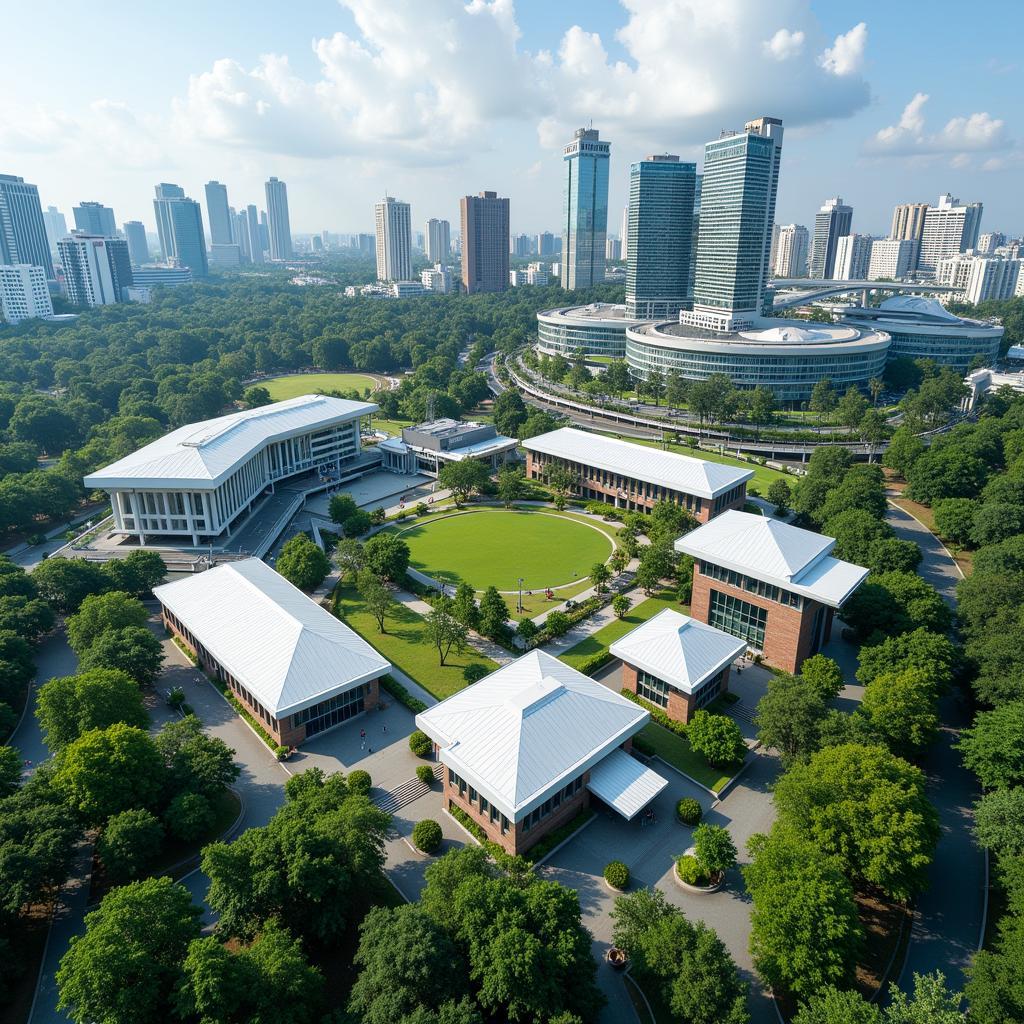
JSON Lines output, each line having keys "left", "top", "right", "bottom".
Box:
{"left": 374, "top": 763, "right": 444, "bottom": 816}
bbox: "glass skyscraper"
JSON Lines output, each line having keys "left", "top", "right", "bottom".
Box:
{"left": 264, "top": 177, "right": 293, "bottom": 260}
{"left": 561, "top": 127, "right": 610, "bottom": 290}
{"left": 0, "top": 174, "right": 53, "bottom": 279}
{"left": 626, "top": 155, "right": 696, "bottom": 319}
{"left": 152, "top": 183, "right": 208, "bottom": 278}
{"left": 73, "top": 201, "right": 117, "bottom": 237}
{"left": 809, "top": 197, "right": 853, "bottom": 279}
{"left": 204, "top": 181, "right": 233, "bottom": 246}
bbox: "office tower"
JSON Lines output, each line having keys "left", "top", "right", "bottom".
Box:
{"left": 773, "top": 224, "right": 809, "bottom": 277}
{"left": 690, "top": 174, "right": 702, "bottom": 297}
{"left": 833, "top": 234, "right": 872, "bottom": 280}
{"left": 425, "top": 218, "right": 451, "bottom": 262}
{"left": 620, "top": 205, "right": 629, "bottom": 262}
{"left": 414, "top": 231, "right": 425, "bottom": 251}
{"left": 204, "top": 181, "right": 233, "bottom": 246}
{"left": 73, "top": 201, "right": 117, "bottom": 237}
{"left": 259, "top": 211, "right": 270, "bottom": 254}
{"left": 58, "top": 235, "right": 133, "bottom": 307}
{"left": 919, "top": 193, "right": 984, "bottom": 276}
{"left": 537, "top": 231, "right": 555, "bottom": 256}
{"left": 0, "top": 174, "right": 52, "bottom": 278}
{"left": 245, "top": 205, "right": 264, "bottom": 264}
{"left": 977, "top": 232, "right": 1006, "bottom": 255}
{"left": 123, "top": 221, "right": 149, "bottom": 266}
{"left": 460, "top": 191, "right": 510, "bottom": 294}
{"left": 310, "top": 235, "right": 323, "bottom": 253}
{"left": 606, "top": 238, "right": 621, "bottom": 261}
{"left": 321, "top": 230, "right": 331, "bottom": 250}
{"left": 0, "top": 264, "right": 53, "bottom": 323}
{"left": 686, "top": 116, "right": 783, "bottom": 332}
{"left": 374, "top": 197, "right": 412, "bottom": 282}
{"left": 42, "top": 206, "right": 68, "bottom": 256}
{"left": 868, "top": 238, "right": 916, "bottom": 281}
{"left": 357, "top": 233, "right": 375, "bottom": 257}
{"left": 511, "top": 233, "right": 532, "bottom": 257}
{"left": 153, "top": 183, "right": 185, "bottom": 258}
{"left": 625, "top": 154, "right": 696, "bottom": 319}
{"left": 152, "top": 184, "right": 208, "bottom": 277}
{"left": 264, "top": 177, "right": 293, "bottom": 260}
{"left": 231, "top": 209, "right": 251, "bottom": 261}
{"left": 809, "top": 197, "right": 853, "bottom": 279}
{"left": 209, "top": 245, "right": 241, "bottom": 268}
{"left": 561, "top": 127, "right": 610, "bottom": 289}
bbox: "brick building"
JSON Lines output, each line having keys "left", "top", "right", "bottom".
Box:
{"left": 415, "top": 650, "right": 668, "bottom": 856}
{"left": 155, "top": 558, "right": 390, "bottom": 747}
{"left": 610, "top": 609, "right": 746, "bottom": 724}
{"left": 675, "top": 511, "right": 868, "bottom": 673}
{"left": 521, "top": 427, "right": 751, "bottom": 521}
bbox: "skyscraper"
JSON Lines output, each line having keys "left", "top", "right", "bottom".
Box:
{"left": 918, "top": 193, "right": 984, "bottom": 276}
{"left": 620, "top": 205, "right": 629, "bottom": 262}
{"left": 425, "top": 219, "right": 450, "bottom": 262}
{"left": 204, "top": 181, "right": 233, "bottom": 246}
{"left": 259, "top": 211, "right": 270, "bottom": 254}
{"left": 867, "top": 239, "right": 917, "bottom": 281}
{"left": 626, "top": 154, "right": 696, "bottom": 319}
{"left": 537, "top": 231, "right": 555, "bottom": 256}
{"left": 561, "top": 127, "right": 610, "bottom": 289}
{"left": 246, "top": 206, "right": 264, "bottom": 264}
{"left": 809, "top": 197, "right": 853, "bottom": 279}
{"left": 264, "top": 177, "right": 292, "bottom": 260}
{"left": 0, "top": 174, "right": 53, "bottom": 278}
{"left": 0, "top": 264, "right": 53, "bottom": 323}
{"left": 772, "top": 224, "right": 809, "bottom": 278}
{"left": 890, "top": 202, "right": 928, "bottom": 244}
{"left": 686, "top": 116, "right": 783, "bottom": 332}
{"left": 73, "top": 201, "right": 117, "bottom": 237}
{"left": 42, "top": 206, "right": 68, "bottom": 257}
{"left": 58, "top": 235, "right": 133, "bottom": 307}
{"left": 123, "top": 221, "right": 149, "bottom": 266}
{"left": 153, "top": 183, "right": 185, "bottom": 259}
{"left": 374, "top": 197, "right": 412, "bottom": 282}
{"left": 833, "top": 234, "right": 873, "bottom": 280}
{"left": 460, "top": 191, "right": 509, "bottom": 294}
{"left": 231, "top": 209, "right": 251, "bottom": 262}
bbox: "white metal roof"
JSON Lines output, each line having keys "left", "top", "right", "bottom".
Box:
{"left": 84, "top": 394, "right": 377, "bottom": 489}
{"left": 521, "top": 427, "right": 753, "bottom": 499}
{"left": 675, "top": 510, "right": 868, "bottom": 608}
{"left": 609, "top": 608, "right": 746, "bottom": 693}
{"left": 415, "top": 650, "right": 649, "bottom": 821}
{"left": 154, "top": 558, "right": 391, "bottom": 717}
{"left": 586, "top": 748, "right": 668, "bottom": 820}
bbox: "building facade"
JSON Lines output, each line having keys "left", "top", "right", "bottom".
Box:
{"left": 245, "top": 205, "right": 264, "bottom": 264}
{"left": 374, "top": 197, "right": 412, "bottom": 282}
{"left": 890, "top": 202, "right": 929, "bottom": 251}
{"left": 772, "top": 224, "right": 809, "bottom": 278}
{"left": 0, "top": 264, "right": 53, "bottom": 323}
{"left": 460, "top": 191, "right": 509, "bottom": 294}
{"left": 0, "top": 174, "right": 52, "bottom": 279}
{"left": 204, "top": 181, "right": 233, "bottom": 246}
{"left": 918, "top": 193, "right": 983, "bottom": 276}
{"left": 833, "top": 234, "right": 872, "bottom": 280}
{"left": 123, "top": 220, "right": 149, "bottom": 266}
{"left": 264, "top": 177, "right": 293, "bottom": 260}
{"left": 43, "top": 206, "right": 68, "bottom": 258}
{"left": 72, "top": 202, "right": 117, "bottom": 237}
{"left": 425, "top": 218, "right": 450, "bottom": 262}
{"left": 421, "top": 263, "right": 453, "bottom": 293}
{"left": 153, "top": 184, "right": 208, "bottom": 278}
{"left": 809, "top": 197, "right": 853, "bottom": 279}
{"left": 132, "top": 264, "right": 193, "bottom": 288}
{"left": 867, "top": 238, "right": 916, "bottom": 280}
{"left": 379, "top": 418, "right": 518, "bottom": 476}
{"left": 536, "top": 303, "right": 641, "bottom": 359}
{"left": 561, "top": 127, "right": 610, "bottom": 290}
{"left": 58, "top": 235, "right": 133, "bottom": 307}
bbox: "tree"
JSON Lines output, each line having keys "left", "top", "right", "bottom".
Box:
{"left": 687, "top": 710, "right": 746, "bottom": 768}
{"left": 0, "top": 745, "right": 20, "bottom": 798}
{"left": 818, "top": 465, "right": 887, "bottom": 524}
{"left": 66, "top": 591, "right": 148, "bottom": 655}
{"left": 932, "top": 498, "right": 977, "bottom": 547}
{"left": 477, "top": 586, "right": 509, "bottom": 639}
{"left": 958, "top": 701, "right": 1024, "bottom": 789}
{"left": 809, "top": 378, "right": 837, "bottom": 425}
{"left": 693, "top": 823, "right": 738, "bottom": 877}
{"left": 341, "top": 509, "right": 371, "bottom": 538}
{"left": 79, "top": 625, "right": 165, "bottom": 686}
{"left": 972, "top": 501, "right": 1024, "bottom": 547}
{"left": 589, "top": 562, "right": 611, "bottom": 594}
{"left": 103, "top": 551, "right": 167, "bottom": 596}
{"left": 837, "top": 386, "right": 869, "bottom": 430}
{"left": 424, "top": 606, "right": 469, "bottom": 666}
{"left": 868, "top": 537, "right": 923, "bottom": 573}
{"left": 31, "top": 557, "right": 109, "bottom": 613}
{"left": 357, "top": 569, "right": 394, "bottom": 633}
{"left": 965, "top": 915, "right": 1024, "bottom": 1024}
{"left": 155, "top": 714, "right": 239, "bottom": 799}
{"left": 907, "top": 446, "right": 987, "bottom": 505}
{"left": 604, "top": 360, "right": 631, "bottom": 398}
{"left": 438, "top": 460, "right": 489, "bottom": 506}
{"left": 800, "top": 654, "right": 844, "bottom": 702}
{"left": 773, "top": 743, "right": 940, "bottom": 899}
{"left": 164, "top": 792, "right": 215, "bottom": 842}
{"left": 767, "top": 478, "right": 791, "bottom": 514}
{"left": 883, "top": 427, "right": 926, "bottom": 480}
{"left": 328, "top": 493, "right": 360, "bottom": 526}
{"left": 275, "top": 532, "right": 330, "bottom": 591}
{"left": 793, "top": 987, "right": 881, "bottom": 1024}
{"left": 862, "top": 668, "right": 940, "bottom": 756}
{"left": 451, "top": 581, "right": 480, "bottom": 630}
{"left": 96, "top": 808, "right": 164, "bottom": 884}
{"left": 612, "top": 594, "right": 631, "bottom": 619}
{"left": 824, "top": 507, "right": 891, "bottom": 564}
{"left": 497, "top": 466, "right": 525, "bottom": 507}
{"left": 243, "top": 385, "right": 272, "bottom": 407}
{"left": 492, "top": 390, "right": 528, "bottom": 437}
{"left": 747, "top": 386, "right": 776, "bottom": 438}
{"left": 859, "top": 409, "right": 888, "bottom": 456}
{"left": 754, "top": 673, "right": 827, "bottom": 765}
{"left": 36, "top": 668, "right": 149, "bottom": 749}
{"left": 363, "top": 533, "right": 411, "bottom": 583}
{"left": 335, "top": 537, "right": 365, "bottom": 580}
{"left": 546, "top": 465, "right": 577, "bottom": 509}
{"left": 56, "top": 877, "right": 201, "bottom": 1024}
{"left": 886, "top": 971, "right": 967, "bottom": 1023}
{"left": 636, "top": 542, "right": 675, "bottom": 595}
{"left": 855, "top": 628, "right": 961, "bottom": 690}
{"left": 843, "top": 572, "right": 951, "bottom": 642}
{"left": 974, "top": 786, "right": 1024, "bottom": 859}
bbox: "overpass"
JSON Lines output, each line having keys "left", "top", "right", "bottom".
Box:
{"left": 769, "top": 278, "right": 959, "bottom": 311}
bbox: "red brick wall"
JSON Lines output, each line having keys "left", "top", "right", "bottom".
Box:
{"left": 621, "top": 661, "right": 732, "bottom": 724}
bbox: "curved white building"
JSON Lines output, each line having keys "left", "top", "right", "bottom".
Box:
{"left": 625, "top": 319, "right": 890, "bottom": 404}
{"left": 536, "top": 303, "right": 647, "bottom": 359}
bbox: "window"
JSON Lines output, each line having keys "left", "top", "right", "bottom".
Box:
{"left": 636, "top": 670, "right": 670, "bottom": 708}
{"left": 708, "top": 589, "right": 768, "bottom": 649}
{"left": 292, "top": 684, "right": 368, "bottom": 737}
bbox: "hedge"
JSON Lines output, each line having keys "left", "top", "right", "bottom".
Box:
{"left": 575, "top": 650, "right": 614, "bottom": 676}
{"left": 209, "top": 675, "right": 287, "bottom": 755}
{"left": 409, "top": 730, "right": 433, "bottom": 757}
{"left": 381, "top": 674, "right": 428, "bottom": 714}
{"left": 676, "top": 798, "right": 702, "bottom": 825}
{"left": 621, "top": 687, "right": 688, "bottom": 739}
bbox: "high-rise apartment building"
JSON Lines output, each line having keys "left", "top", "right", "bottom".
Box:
{"left": 962, "top": 257, "right": 1021, "bottom": 304}
{"left": 73, "top": 201, "right": 117, "bottom": 237}
{"left": 690, "top": 174, "right": 702, "bottom": 298}
{"left": 918, "top": 193, "right": 984, "bottom": 276}
{"left": 245, "top": 205, "right": 264, "bottom": 264}
{"left": 58, "top": 235, "right": 133, "bottom": 307}
{"left": 561, "top": 127, "right": 610, "bottom": 289}
{"left": 833, "top": 234, "right": 873, "bottom": 281}
{"left": 0, "top": 264, "right": 53, "bottom": 323}
{"left": 460, "top": 191, "right": 509, "bottom": 294}
{"left": 204, "top": 181, "right": 233, "bottom": 246}
{"left": 258, "top": 212, "right": 270, "bottom": 254}
{"left": 511, "top": 233, "right": 533, "bottom": 258}
{"left": 890, "top": 203, "right": 929, "bottom": 247}
{"left": 123, "top": 221, "right": 149, "bottom": 266}
{"left": 374, "top": 197, "right": 412, "bottom": 282}
{"left": 153, "top": 184, "right": 208, "bottom": 277}
{"left": 421, "top": 263, "right": 453, "bottom": 294}
{"left": 977, "top": 232, "right": 1006, "bottom": 255}
{"left": 625, "top": 154, "right": 696, "bottom": 319}
{"left": 772, "top": 224, "right": 809, "bottom": 277}
{"left": 620, "top": 206, "right": 629, "bottom": 262}
{"left": 153, "top": 183, "right": 185, "bottom": 259}
{"left": 43, "top": 206, "right": 68, "bottom": 257}
{"left": 686, "top": 116, "right": 783, "bottom": 332}
{"left": 425, "top": 219, "right": 450, "bottom": 262}
{"left": 0, "top": 174, "right": 53, "bottom": 278}
{"left": 264, "top": 177, "right": 292, "bottom": 260}
{"left": 606, "top": 238, "right": 622, "bottom": 261}
{"left": 537, "top": 231, "right": 555, "bottom": 256}
{"left": 868, "top": 238, "right": 917, "bottom": 281}
{"left": 809, "top": 197, "right": 853, "bottom": 279}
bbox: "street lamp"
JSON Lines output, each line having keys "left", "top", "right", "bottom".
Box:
{"left": 517, "top": 577, "right": 524, "bottom": 614}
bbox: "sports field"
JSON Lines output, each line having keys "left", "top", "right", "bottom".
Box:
{"left": 261, "top": 372, "right": 381, "bottom": 400}
{"left": 396, "top": 509, "right": 614, "bottom": 593}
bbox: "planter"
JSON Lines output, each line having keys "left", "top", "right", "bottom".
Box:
{"left": 673, "top": 861, "right": 724, "bottom": 894}
{"left": 603, "top": 877, "right": 628, "bottom": 894}
{"left": 605, "top": 947, "right": 630, "bottom": 972}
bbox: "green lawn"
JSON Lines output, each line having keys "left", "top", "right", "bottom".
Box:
{"left": 638, "top": 722, "right": 731, "bottom": 792}
{"left": 333, "top": 584, "right": 497, "bottom": 701}
{"left": 394, "top": 509, "right": 614, "bottom": 593}
{"left": 368, "top": 416, "right": 414, "bottom": 437}
{"left": 261, "top": 372, "right": 381, "bottom": 400}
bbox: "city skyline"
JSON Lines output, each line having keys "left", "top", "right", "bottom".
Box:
{"left": 1, "top": 0, "right": 1020, "bottom": 238}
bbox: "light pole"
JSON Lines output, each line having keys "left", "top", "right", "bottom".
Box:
{"left": 517, "top": 577, "right": 524, "bottom": 614}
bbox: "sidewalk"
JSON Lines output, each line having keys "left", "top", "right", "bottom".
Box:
{"left": 536, "top": 582, "right": 648, "bottom": 655}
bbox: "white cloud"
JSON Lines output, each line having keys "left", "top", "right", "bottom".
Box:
{"left": 763, "top": 29, "right": 805, "bottom": 61}
{"left": 868, "top": 92, "right": 1008, "bottom": 160}
{"left": 819, "top": 22, "right": 867, "bottom": 76}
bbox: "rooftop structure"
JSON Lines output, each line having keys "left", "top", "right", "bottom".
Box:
{"left": 536, "top": 302, "right": 647, "bottom": 360}
{"left": 379, "top": 418, "right": 518, "bottom": 476}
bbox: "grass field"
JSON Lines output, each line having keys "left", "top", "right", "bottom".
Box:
{"left": 395, "top": 509, "right": 615, "bottom": 593}
{"left": 333, "top": 583, "right": 497, "bottom": 700}
{"left": 261, "top": 372, "right": 381, "bottom": 400}
{"left": 638, "top": 722, "right": 732, "bottom": 792}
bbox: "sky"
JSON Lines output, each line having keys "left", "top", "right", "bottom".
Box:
{"left": 2, "top": 0, "right": 1021, "bottom": 240}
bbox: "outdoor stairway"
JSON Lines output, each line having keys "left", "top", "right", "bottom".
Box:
{"left": 728, "top": 700, "right": 756, "bottom": 724}
{"left": 374, "top": 763, "right": 444, "bottom": 816}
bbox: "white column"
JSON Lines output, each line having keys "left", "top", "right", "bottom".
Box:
{"left": 128, "top": 491, "right": 146, "bottom": 544}
{"left": 111, "top": 492, "right": 125, "bottom": 531}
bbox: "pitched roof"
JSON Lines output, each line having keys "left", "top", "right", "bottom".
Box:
{"left": 415, "top": 650, "right": 648, "bottom": 820}
{"left": 84, "top": 394, "right": 377, "bottom": 488}
{"left": 521, "top": 427, "right": 752, "bottom": 499}
{"left": 675, "top": 509, "right": 868, "bottom": 607}
{"left": 153, "top": 558, "right": 390, "bottom": 717}
{"left": 609, "top": 608, "right": 746, "bottom": 692}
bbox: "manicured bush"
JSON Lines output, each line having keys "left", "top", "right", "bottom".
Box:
{"left": 163, "top": 791, "right": 215, "bottom": 842}
{"left": 693, "top": 823, "right": 738, "bottom": 878}
{"left": 416, "top": 764, "right": 435, "bottom": 785}
{"left": 409, "top": 730, "right": 433, "bottom": 757}
{"left": 675, "top": 854, "right": 709, "bottom": 887}
{"left": 676, "top": 798, "right": 703, "bottom": 825}
{"left": 166, "top": 686, "right": 185, "bottom": 708}
{"left": 412, "top": 818, "right": 443, "bottom": 853}
{"left": 381, "top": 675, "right": 427, "bottom": 714}
{"left": 544, "top": 610, "right": 571, "bottom": 637}
{"left": 347, "top": 769, "right": 372, "bottom": 796}
{"left": 604, "top": 860, "right": 630, "bottom": 890}
{"left": 463, "top": 663, "right": 489, "bottom": 684}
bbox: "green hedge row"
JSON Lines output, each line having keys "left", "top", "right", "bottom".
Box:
{"left": 620, "top": 687, "right": 688, "bottom": 739}
{"left": 381, "top": 674, "right": 427, "bottom": 714}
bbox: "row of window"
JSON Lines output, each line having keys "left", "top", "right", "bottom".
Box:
{"left": 708, "top": 589, "right": 767, "bottom": 649}
{"left": 522, "top": 776, "right": 585, "bottom": 833}
{"left": 698, "top": 560, "right": 803, "bottom": 609}
{"left": 448, "top": 768, "right": 511, "bottom": 835}
{"left": 635, "top": 666, "right": 726, "bottom": 713}
{"left": 712, "top": 484, "right": 746, "bottom": 515}
{"left": 292, "top": 684, "right": 369, "bottom": 737}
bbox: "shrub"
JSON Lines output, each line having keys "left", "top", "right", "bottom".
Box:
{"left": 676, "top": 854, "right": 709, "bottom": 887}
{"left": 544, "top": 610, "right": 571, "bottom": 637}
{"left": 415, "top": 502, "right": 430, "bottom": 516}
{"left": 604, "top": 860, "right": 630, "bottom": 890}
{"left": 463, "top": 663, "right": 489, "bottom": 684}
{"left": 166, "top": 686, "right": 185, "bottom": 707}
{"left": 416, "top": 764, "right": 435, "bottom": 785}
{"left": 676, "top": 798, "right": 703, "bottom": 825}
{"left": 633, "top": 734, "right": 655, "bottom": 756}
{"left": 381, "top": 675, "right": 426, "bottom": 714}
{"left": 409, "top": 730, "right": 433, "bottom": 757}
{"left": 347, "top": 769, "right": 372, "bottom": 796}
{"left": 163, "top": 791, "right": 215, "bottom": 842}
{"left": 412, "top": 818, "right": 443, "bottom": 853}
{"left": 693, "top": 823, "right": 738, "bottom": 878}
